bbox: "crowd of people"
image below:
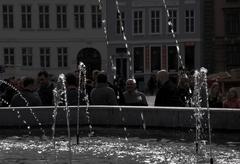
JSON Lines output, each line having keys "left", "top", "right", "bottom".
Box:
{"left": 0, "top": 69, "right": 239, "bottom": 108}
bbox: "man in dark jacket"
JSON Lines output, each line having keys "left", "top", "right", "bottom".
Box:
{"left": 90, "top": 72, "right": 117, "bottom": 105}
{"left": 11, "top": 77, "right": 42, "bottom": 106}
{"left": 122, "top": 78, "right": 148, "bottom": 106}
{"left": 37, "top": 71, "right": 54, "bottom": 106}
{"left": 65, "top": 73, "right": 86, "bottom": 105}
{"left": 154, "top": 70, "right": 181, "bottom": 106}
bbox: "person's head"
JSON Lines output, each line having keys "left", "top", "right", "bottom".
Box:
{"left": 92, "top": 70, "right": 100, "bottom": 82}
{"left": 227, "top": 87, "right": 239, "bottom": 100}
{"left": 96, "top": 72, "right": 107, "bottom": 83}
{"left": 210, "top": 82, "right": 221, "bottom": 95}
{"left": 22, "top": 77, "right": 35, "bottom": 91}
{"left": 126, "top": 78, "right": 137, "bottom": 92}
{"left": 157, "top": 69, "right": 169, "bottom": 84}
{"left": 15, "top": 76, "right": 25, "bottom": 91}
{"left": 66, "top": 73, "right": 77, "bottom": 87}
{"left": 8, "top": 76, "right": 16, "bottom": 86}
{"left": 38, "top": 71, "right": 49, "bottom": 86}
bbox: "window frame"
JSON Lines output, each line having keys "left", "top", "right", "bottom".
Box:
{"left": 57, "top": 47, "right": 68, "bottom": 67}
{"left": 2, "top": 5, "right": 14, "bottom": 29}
{"left": 40, "top": 47, "right": 51, "bottom": 68}
{"left": 150, "top": 45, "right": 162, "bottom": 72}
{"left": 91, "top": 5, "right": 102, "bottom": 29}
{"left": 133, "top": 46, "right": 145, "bottom": 73}
{"left": 21, "top": 4, "right": 32, "bottom": 29}
{"left": 166, "top": 8, "right": 178, "bottom": 34}
{"left": 73, "top": 5, "right": 85, "bottom": 29}
{"left": 167, "top": 45, "right": 179, "bottom": 72}
{"left": 56, "top": 4, "right": 67, "bottom": 29}
{"left": 116, "top": 11, "right": 125, "bottom": 34}
{"left": 3, "top": 47, "right": 15, "bottom": 66}
{"left": 39, "top": 4, "right": 50, "bottom": 29}
{"left": 22, "top": 47, "right": 33, "bottom": 67}
{"left": 149, "top": 8, "right": 162, "bottom": 35}
{"left": 132, "top": 9, "right": 145, "bottom": 35}
{"left": 185, "top": 9, "right": 195, "bottom": 33}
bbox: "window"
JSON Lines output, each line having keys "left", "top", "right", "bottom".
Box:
{"left": 168, "top": 9, "right": 177, "bottom": 33}
{"left": 225, "top": 12, "right": 240, "bottom": 34}
{"left": 57, "top": 5, "right": 67, "bottom": 29}
{"left": 91, "top": 5, "right": 102, "bottom": 28}
{"left": 74, "top": 5, "right": 84, "bottom": 28}
{"left": 185, "top": 45, "right": 195, "bottom": 71}
{"left": 185, "top": 10, "right": 194, "bottom": 32}
{"left": 57, "top": 47, "right": 68, "bottom": 67}
{"left": 150, "top": 9, "right": 161, "bottom": 33}
{"left": 116, "top": 12, "right": 125, "bottom": 34}
{"left": 22, "top": 48, "right": 32, "bottom": 66}
{"left": 3, "top": 48, "right": 14, "bottom": 65}
{"left": 40, "top": 47, "right": 50, "bottom": 68}
{"left": 39, "top": 5, "right": 49, "bottom": 29}
{"left": 151, "top": 46, "right": 161, "bottom": 72}
{"left": 168, "top": 46, "right": 178, "bottom": 71}
{"left": 133, "top": 10, "right": 144, "bottom": 34}
{"left": 2, "top": 5, "right": 14, "bottom": 28}
{"left": 21, "top": 5, "right": 31, "bottom": 29}
{"left": 133, "top": 47, "right": 144, "bottom": 73}
{"left": 226, "top": 44, "right": 240, "bottom": 69}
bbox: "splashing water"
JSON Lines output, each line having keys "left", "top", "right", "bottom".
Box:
{"left": 115, "top": 0, "right": 134, "bottom": 78}
{"left": 141, "top": 112, "right": 146, "bottom": 131}
{"left": 98, "top": 0, "right": 134, "bottom": 79}
{"left": 76, "top": 62, "right": 83, "bottom": 144}
{"left": 77, "top": 62, "right": 94, "bottom": 139}
{"left": 0, "top": 80, "right": 45, "bottom": 135}
{"left": 160, "top": 1, "right": 213, "bottom": 162}
{"left": 192, "top": 68, "right": 213, "bottom": 163}
{"left": 162, "top": 0, "right": 185, "bottom": 72}
{"left": 52, "top": 73, "right": 72, "bottom": 164}
{"left": 0, "top": 133, "right": 239, "bottom": 163}
{"left": 200, "top": 67, "right": 213, "bottom": 163}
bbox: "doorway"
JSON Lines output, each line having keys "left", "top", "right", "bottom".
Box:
{"left": 77, "top": 48, "right": 101, "bottom": 78}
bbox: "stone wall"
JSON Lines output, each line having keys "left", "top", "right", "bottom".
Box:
{"left": 0, "top": 106, "right": 239, "bottom": 130}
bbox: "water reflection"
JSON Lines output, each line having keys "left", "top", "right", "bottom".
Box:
{"left": 0, "top": 136, "right": 239, "bottom": 164}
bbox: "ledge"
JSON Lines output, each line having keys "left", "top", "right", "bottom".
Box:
{"left": 0, "top": 106, "right": 240, "bottom": 130}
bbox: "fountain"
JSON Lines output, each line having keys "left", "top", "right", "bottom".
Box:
{"left": 1, "top": 69, "right": 240, "bottom": 163}
{"left": 0, "top": 0, "right": 240, "bottom": 163}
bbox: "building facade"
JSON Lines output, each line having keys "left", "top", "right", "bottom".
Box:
{"left": 202, "top": 0, "right": 240, "bottom": 74}
{"left": 0, "top": 0, "right": 108, "bottom": 79}
{"left": 214, "top": 0, "right": 240, "bottom": 72}
{"left": 106, "top": 0, "right": 202, "bottom": 91}
{"left": 0, "top": 0, "right": 203, "bottom": 92}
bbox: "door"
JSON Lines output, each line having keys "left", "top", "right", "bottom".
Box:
{"left": 116, "top": 58, "right": 127, "bottom": 80}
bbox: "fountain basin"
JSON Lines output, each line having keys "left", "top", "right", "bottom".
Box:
{"left": 0, "top": 106, "right": 240, "bottom": 130}
{"left": 0, "top": 106, "right": 240, "bottom": 163}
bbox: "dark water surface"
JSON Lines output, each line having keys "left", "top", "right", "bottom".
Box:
{"left": 0, "top": 127, "right": 239, "bottom": 164}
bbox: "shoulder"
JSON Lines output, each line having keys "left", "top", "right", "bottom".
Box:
{"left": 106, "top": 86, "right": 115, "bottom": 92}
{"left": 12, "top": 93, "right": 20, "bottom": 100}
{"left": 136, "top": 91, "right": 145, "bottom": 96}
